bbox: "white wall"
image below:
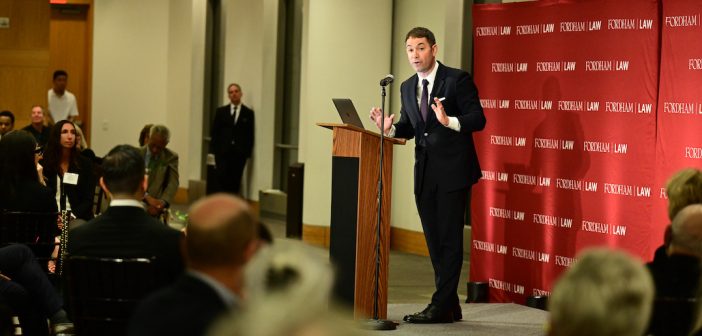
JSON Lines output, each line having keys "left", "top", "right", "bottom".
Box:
{"left": 298, "top": 0, "right": 393, "bottom": 227}
{"left": 92, "top": 0, "right": 169, "bottom": 155}
{"left": 92, "top": 0, "right": 207, "bottom": 191}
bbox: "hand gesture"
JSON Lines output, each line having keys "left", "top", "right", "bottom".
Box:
{"left": 431, "top": 97, "right": 449, "bottom": 126}
{"left": 369, "top": 107, "right": 394, "bottom": 135}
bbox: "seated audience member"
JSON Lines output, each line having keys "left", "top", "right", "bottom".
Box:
{"left": 127, "top": 194, "right": 258, "bottom": 336}
{"left": 651, "top": 168, "right": 702, "bottom": 261}
{"left": 73, "top": 124, "right": 98, "bottom": 164}
{"left": 67, "top": 144, "right": 183, "bottom": 281}
{"left": 0, "top": 130, "right": 57, "bottom": 213}
{"left": 548, "top": 248, "right": 654, "bottom": 336}
{"left": 41, "top": 120, "right": 96, "bottom": 223}
{"left": 0, "top": 131, "right": 58, "bottom": 262}
{"left": 139, "top": 125, "right": 179, "bottom": 218}
{"left": 650, "top": 205, "right": 702, "bottom": 336}
{"left": 138, "top": 124, "right": 153, "bottom": 147}
{"left": 21, "top": 105, "right": 51, "bottom": 148}
{"left": 0, "top": 244, "right": 72, "bottom": 336}
{"left": 648, "top": 204, "right": 702, "bottom": 298}
{"left": 208, "top": 243, "right": 357, "bottom": 336}
{"left": 0, "top": 111, "right": 14, "bottom": 139}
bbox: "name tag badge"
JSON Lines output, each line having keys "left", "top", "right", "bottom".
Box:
{"left": 63, "top": 172, "right": 79, "bottom": 185}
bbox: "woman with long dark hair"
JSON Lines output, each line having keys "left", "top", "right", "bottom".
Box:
{"left": 41, "top": 120, "right": 95, "bottom": 222}
{"left": 0, "top": 130, "right": 56, "bottom": 212}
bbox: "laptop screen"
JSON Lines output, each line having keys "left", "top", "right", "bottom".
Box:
{"left": 332, "top": 98, "right": 365, "bottom": 129}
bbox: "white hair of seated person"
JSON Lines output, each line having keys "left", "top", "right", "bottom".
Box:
{"left": 207, "top": 242, "right": 359, "bottom": 336}
{"left": 548, "top": 248, "right": 654, "bottom": 336}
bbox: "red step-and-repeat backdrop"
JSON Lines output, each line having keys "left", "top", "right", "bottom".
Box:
{"left": 654, "top": 0, "right": 702, "bottom": 226}
{"left": 471, "top": 0, "right": 665, "bottom": 303}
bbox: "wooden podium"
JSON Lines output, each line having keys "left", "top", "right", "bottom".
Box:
{"left": 318, "top": 123, "right": 405, "bottom": 319}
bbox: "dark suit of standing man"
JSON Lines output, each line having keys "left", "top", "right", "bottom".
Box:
{"left": 210, "top": 83, "right": 255, "bottom": 195}
{"left": 371, "top": 27, "right": 486, "bottom": 324}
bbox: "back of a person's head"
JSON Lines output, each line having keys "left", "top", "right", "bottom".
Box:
{"left": 666, "top": 168, "right": 702, "bottom": 220}
{"left": 207, "top": 243, "right": 357, "bottom": 336}
{"left": 101, "top": 144, "right": 145, "bottom": 195}
{"left": 670, "top": 204, "right": 702, "bottom": 257}
{"left": 548, "top": 248, "right": 654, "bottom": 336}
{"left": 186, "top": 194, "right": 256, "bottom": 268}
{"left": 0, "top": 130, "right": 39, "bottom": 197}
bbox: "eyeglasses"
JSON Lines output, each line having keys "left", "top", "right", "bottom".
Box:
{"left": 34, "top": 147, "right": 43, "bottom": 155}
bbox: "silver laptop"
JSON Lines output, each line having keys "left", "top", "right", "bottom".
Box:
{"left": 332, "top": 98, "right": 365, "bottom": 129}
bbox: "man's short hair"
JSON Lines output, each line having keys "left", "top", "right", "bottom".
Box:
{"left": 0, "top": 111, "right": 15, "bottom": 124}
{"left": 148, "top": 124, "right": 170, "bottom": 142}
{"left": 186, "top": 195, "right": 256, "bottom": 267}
{"left": 53, "top": 70, "right": 68, "bottom": 80}
{"left": 227, "top": 83, "right": 241, "bottom": 92}
{"left": 405, "top": 27, "right": 436, "bottom": 46}
{"left": 102, "top": 144, "right": 145, "bottom": 195}
{"left": 666, "top": 168, "right": 702, "bottom": 220}
{"left": 549, "top": 248, "right": 654, "bottom": 336}
{"left": 670, "top": 204, "right": 702, "bottom": 256}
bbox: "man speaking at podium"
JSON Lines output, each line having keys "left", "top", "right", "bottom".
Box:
{"left": 370, "top": 27, "right": 486, "bottom": 324}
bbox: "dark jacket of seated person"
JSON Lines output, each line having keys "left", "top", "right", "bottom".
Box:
{"left": 0, "top": 130, "right": 59, "bottom": 259}
{"left": 66, "top": 144, "right": 184, "bottom": 282}
{"left": 67, "top": 200, "right": 184, "bottom": 281}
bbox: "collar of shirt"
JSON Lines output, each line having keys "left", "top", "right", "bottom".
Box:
{"left": 416, "top": 61, "right": 440, "bottom": 105}
{"left": 109, "top": 199, "right": 145, "bottom": 208}
{"left": 188, "top": 269, "right": 239, "bottom": 308}
{"left": 230, "top": 103, "right": 238, "bottom": 115}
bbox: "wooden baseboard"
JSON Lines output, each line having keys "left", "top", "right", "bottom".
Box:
{"left": 301, "top": 224, "right": 428, "bottom": 256}
{"left": 302, "top": 224, "right": 330, "bottom": 248}
{"left": 390, "top": 227, "right": 429, "bottom": 256}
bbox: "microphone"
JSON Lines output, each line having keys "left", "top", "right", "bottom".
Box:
{"left": 379, "top": 74, "right": 394, "bottom": 86}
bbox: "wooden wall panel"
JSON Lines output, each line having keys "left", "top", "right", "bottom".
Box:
{"left": 50, "top": 3, "right": 92, "bottom": 141}
{"left": 0, "top": 0, "right": 50, "bottom": 128}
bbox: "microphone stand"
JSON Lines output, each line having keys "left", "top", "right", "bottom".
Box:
{"left": 360, "top": 83, "right": 397, "bottom": 331}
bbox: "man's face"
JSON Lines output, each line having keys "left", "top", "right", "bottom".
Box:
{"left": 60, "top": 123, "right": 76, "bottom": 149}
{"left": 148, "top": 134, "right": 168, "bottom": 157}
{"left": 31, "top": 107, "right": 44, "bottom": 124}
{"left": 228, "top": 85, "right": 242, "bottom": 105}
{"left": 406, "top": 37, "right": 437, "bottom": 75}
{"left": 0, "top": 116, "right": 13, "bottom": 135}
{"left": 53, "top": 75, "right": 68, "bottom": 93}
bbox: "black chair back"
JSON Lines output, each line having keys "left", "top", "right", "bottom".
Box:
{"left": 66, "top": 256, "right": 163, "bottom": 336}
{"left": 647, "top": 296, "right": 698, "bottom": 336}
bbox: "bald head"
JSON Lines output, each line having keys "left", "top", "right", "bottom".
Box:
{"left": 186, "top": 194, "right": 256, "bottom": 268}
{"left": 670, "top": 204, "right": 702, "bottom": 257}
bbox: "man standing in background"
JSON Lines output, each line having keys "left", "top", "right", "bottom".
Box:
{"left": 210, "top": 83, "right": 255, "bottom": 195}
{"left": 48, "top": 70, "right": 78, "bottom": 123}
